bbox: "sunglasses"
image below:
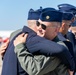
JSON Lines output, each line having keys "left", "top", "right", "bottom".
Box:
{"left": 36, "top": 21, "right": 46, "bottom": 30}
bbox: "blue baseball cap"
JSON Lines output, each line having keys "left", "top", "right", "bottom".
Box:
{"left": 39, "top": 10, "right": 63, "bottom": 22}
{"left": 27, "top": 7, "right": 42, "bottom": 20}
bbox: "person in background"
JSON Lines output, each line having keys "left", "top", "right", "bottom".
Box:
{"left": 58, "top": 12, "right": 74, "bottom": 55}
{"left": 58, "top": 4, "right": 76, "bottom": 73}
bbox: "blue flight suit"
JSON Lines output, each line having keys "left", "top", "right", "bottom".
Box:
{"left": 58, "top": 32, "right": 74, "bottom": 56}
{"left": 66, "top": 32, "right": 76, "bottom": 71}
{"left": 2, "top": 26, "right": 75, "bottom": 75}
{"left": 58, "top": 32, "right": 75, "bottom": 71}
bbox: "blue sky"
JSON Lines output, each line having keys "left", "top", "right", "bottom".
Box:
{"left": 0, "top": 0, "right": 76, "bottom": 30}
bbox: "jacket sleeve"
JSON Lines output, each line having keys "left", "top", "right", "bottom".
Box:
{"left": 27, "top": 40, "right": 75, "bottom": 71}
{"left": 14, "top": 43, "right": 61, "bottom": 75}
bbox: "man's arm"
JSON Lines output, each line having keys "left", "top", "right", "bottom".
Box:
{"left": 14, "top": 43, "right": 61, "bottom": 75}
{"left": 27, "top": 39, "right": 75, "bottom": 71}
{"left": 14, "top": 33, "right": 61, "bottom": 75}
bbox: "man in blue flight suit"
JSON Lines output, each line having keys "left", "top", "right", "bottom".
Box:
{"left": 1, "top": 7, "right": 44, "bottom": 75}
{"left": 0, "top": 8, "right": 61, "bottom": 75}
{"left": 1, "top": 8, "right": 75, "bottom": 75}
{"left": 58, "top": 4, "right": 76, "bottom": 73}
{"left": 58, "top": 12, "right": 74, "bottom": 55}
